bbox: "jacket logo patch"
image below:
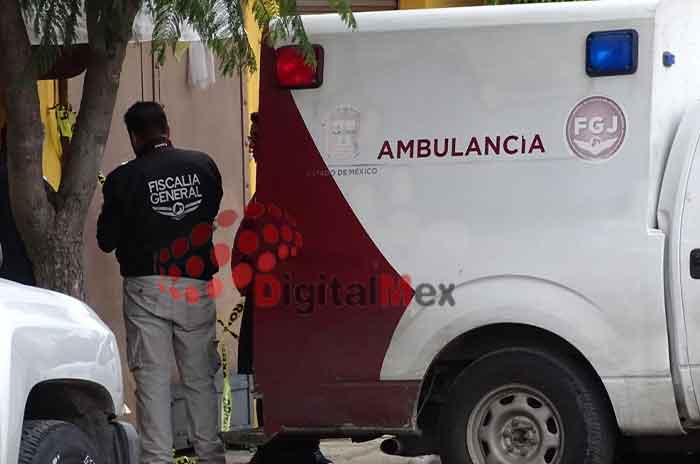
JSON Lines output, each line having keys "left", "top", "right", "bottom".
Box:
{"left": 148, "top": 174, "right": 203, "bottom": 221}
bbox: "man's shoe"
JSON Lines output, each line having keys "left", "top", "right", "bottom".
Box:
{"left": 247, "top": 451, "right": 261, "bottom": 464}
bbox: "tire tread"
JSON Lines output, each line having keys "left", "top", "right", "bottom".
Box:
{"left": 19, "top": 419, "right": 98, "bottom": 464}
{"left": 19, "top": 420, "right": 68, "bottom": 464}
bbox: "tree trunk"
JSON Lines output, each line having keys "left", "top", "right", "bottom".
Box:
{"left": 1, "top": 0, "right": 139, "bottom": 300}
{"left": 31, "top": 231, "right": 86, "bottom": 298}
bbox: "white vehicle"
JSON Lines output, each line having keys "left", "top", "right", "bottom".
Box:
{"left": 0, "top": 245, "right": 138, "bottom": 463}
{"left": 238, "top": 0, "right": 700, "bottom": 463}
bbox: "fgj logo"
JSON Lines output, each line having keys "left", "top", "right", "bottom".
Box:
{"left": 566, "top": 96, "right": 626, "bottom": 161}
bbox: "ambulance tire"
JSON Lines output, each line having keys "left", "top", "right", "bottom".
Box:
{"left": 439, "top": 348, "right": 616, "bottom": 464}
{"left": 19, "top": 420, "right": 99, "bottom": 464}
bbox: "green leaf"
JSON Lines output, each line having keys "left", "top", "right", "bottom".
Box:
{"left": 23, "top": 0, "right": 356, "bottom": 77}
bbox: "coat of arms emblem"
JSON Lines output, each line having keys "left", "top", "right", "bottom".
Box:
{"left": 323, "top": 105, "right": 360, "bottom": 161}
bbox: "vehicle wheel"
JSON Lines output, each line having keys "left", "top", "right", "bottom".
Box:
{"left": 439, "top": 348, "right": 616, "bottom": 464}
{"left": 19, "top": 420, "right": 99, "bottom": 464}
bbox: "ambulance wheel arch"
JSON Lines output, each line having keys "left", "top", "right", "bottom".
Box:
{"left": 381, "top": 276, "right": 625, "bottom": 429}
{"left": 410, "top": 324, "right": 619, "bottom": 464}
{"left": 419, "top": 322, "right": 615, "bottom": 416}
{"left": 383, "top": 275, "right": 622, "bottom": 382}
{"left": 23, "top": 379, "right": 117, "bottom": 420}
{"left": 18, "top": 380, "right": 119, "bottom": 462}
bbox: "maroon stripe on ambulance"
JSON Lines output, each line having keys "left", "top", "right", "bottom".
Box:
{"left": 250, "top": 45, "right": 417, "bottom": 433}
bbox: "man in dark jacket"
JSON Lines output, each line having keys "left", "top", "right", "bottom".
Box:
{"left": 97, "top": 102, "right": 224, "bottom": 464}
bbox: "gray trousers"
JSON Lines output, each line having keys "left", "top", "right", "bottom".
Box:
{"left": 124, "top": 276, "right": 226, "bottom": 464}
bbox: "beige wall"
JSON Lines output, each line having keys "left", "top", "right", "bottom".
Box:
{"left": 70, "top": 43, "right": 246, "bottom": 418}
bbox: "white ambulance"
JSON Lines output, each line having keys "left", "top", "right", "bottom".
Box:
{"left": 236, "top": 0, "right": 700, "bottom": 463}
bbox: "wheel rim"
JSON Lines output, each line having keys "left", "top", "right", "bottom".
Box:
{"left": 466, "top": 384, "right": 564, "bottom": 464}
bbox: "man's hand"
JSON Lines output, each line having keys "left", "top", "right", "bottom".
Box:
{"left": 96, "top": 167, "right": 128, "bottom": 253}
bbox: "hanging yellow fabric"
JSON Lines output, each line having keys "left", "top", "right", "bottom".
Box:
{"left": 37, "top": 80, "right": 62, "bottom": 191}
{"left": 174, "top": 41, "right": 191, "bottom": 62}
{"left": 243, "top": 4, "right": 261, "bottom": 199}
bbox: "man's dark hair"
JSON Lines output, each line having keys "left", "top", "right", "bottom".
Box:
{"left": 124, "top": 101, "right": 169, "bottom": 139}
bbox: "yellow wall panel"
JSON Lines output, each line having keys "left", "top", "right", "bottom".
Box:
{"left": 244, "top": 7, "right": 261, "bottom": 197}
{"left": 37, "top": 80, "right": 62, "bottom": 191}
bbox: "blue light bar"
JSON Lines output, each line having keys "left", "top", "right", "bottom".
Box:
{"left": 586, "top": 30, "right": 638, "bottom": 77}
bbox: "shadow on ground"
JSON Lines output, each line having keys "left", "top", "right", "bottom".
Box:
{"left": 224, "top": 438, "right": 700, "bottom": 464}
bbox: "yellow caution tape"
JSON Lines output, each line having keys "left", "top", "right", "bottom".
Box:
{"left": 221, "top": 343, "right": 232, "bottom": 432}
{"left": 56, "top": 104, "right": 76, "bottom": 140}
{"left": 217, "top": 301, "right": 245, "bottom": 340}
{"left": 173, "top": 455, "right": 197, "bottom": 464}
{"left": 216, "top": 301, "right": 245, "bottom": 433}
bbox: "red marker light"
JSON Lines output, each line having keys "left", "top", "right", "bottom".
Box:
{"left": 275, "top": 45, "right": 324, "bottom": 89}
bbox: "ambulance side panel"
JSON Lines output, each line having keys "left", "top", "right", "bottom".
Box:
{"left": 292, "top": 2, "right": 679, "bottom": 434}
{"left": 652, "top": 0, "right": 700, "bottom": 425}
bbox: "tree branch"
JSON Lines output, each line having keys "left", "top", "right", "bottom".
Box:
{"left": 0, "top": 0, "right": 55, "bottom": 246}
{"left": 57, "top": 0, "right": 142, "bottom": 231}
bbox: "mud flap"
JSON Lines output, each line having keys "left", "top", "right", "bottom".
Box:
{"left": 110, "top": 420, "right": 140, "bottom": 464}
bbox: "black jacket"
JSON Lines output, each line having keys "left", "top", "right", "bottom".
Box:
{"left": 97, "top": 142, "right": 223, "bottom": 280}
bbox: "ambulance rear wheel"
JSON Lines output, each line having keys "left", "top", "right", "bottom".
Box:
{"left": 439, "top": 348, "right": 615, "bottom": 464}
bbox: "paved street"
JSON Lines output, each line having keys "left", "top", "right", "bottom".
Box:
{"left": 224, "top": 438, "right": 700, "bottom": 464}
